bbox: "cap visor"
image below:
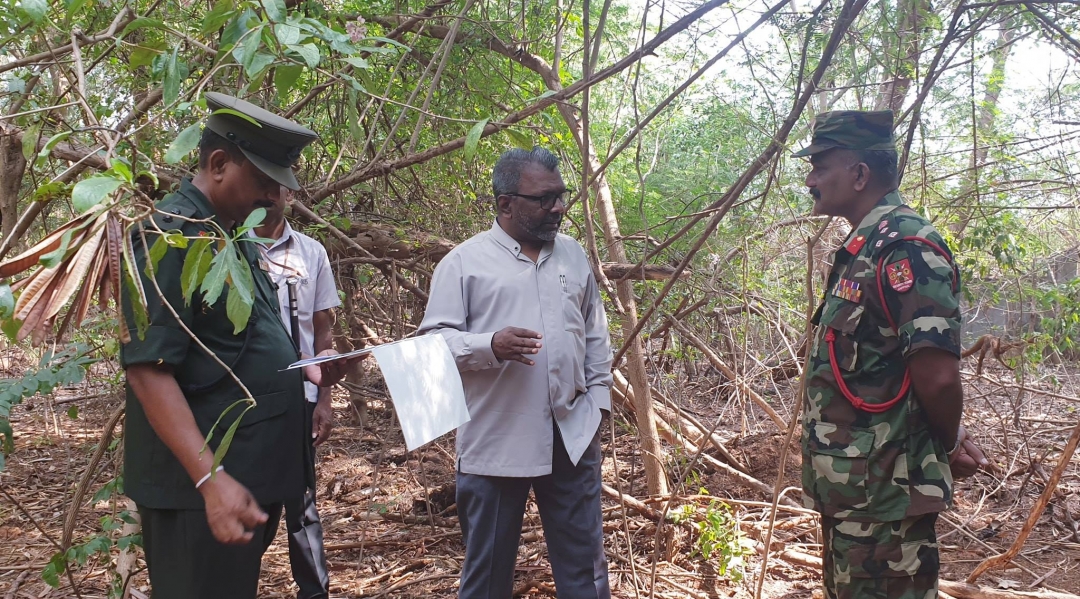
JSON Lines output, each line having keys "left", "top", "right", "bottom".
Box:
{"left": 238, "top": 148, "right": 301, "bottom": 190}
{"left": 791, "top": 142, "right": 836, "bottom": 158}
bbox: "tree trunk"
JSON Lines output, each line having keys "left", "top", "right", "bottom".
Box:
{"left": 951, "top": 18, "right": 1016, "bottom": 236}
{"left": 875, "top": 0, "right": 931, "bottom": 113}
{"left": 0, "top": 133, "right": 27, "bottom": 241}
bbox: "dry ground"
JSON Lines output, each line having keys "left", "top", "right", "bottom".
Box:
{"left": 1, "top": 352, "right": 1079, "bottom": 598}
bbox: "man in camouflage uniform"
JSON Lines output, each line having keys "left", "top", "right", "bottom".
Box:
{"left": 795, "top": 110, "right": 989, "bottom": 599}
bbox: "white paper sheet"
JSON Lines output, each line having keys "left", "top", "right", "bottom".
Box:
{"left": 370, "top": 335, "right": 469, "bottom": 451}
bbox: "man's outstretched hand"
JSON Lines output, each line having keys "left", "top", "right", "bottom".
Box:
{"left": 492, "top": 327, "right": 543, "bottom": 365}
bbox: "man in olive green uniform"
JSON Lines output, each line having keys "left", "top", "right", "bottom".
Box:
{"left": 795, "top": 110, "right": 989, "bottom": 599}
{"left": 121, "top": 93, "right": 349, "bottom": 599}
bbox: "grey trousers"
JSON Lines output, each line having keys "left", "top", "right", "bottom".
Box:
{"left": 456, "top": 424, "right": 610, "bottom": 599}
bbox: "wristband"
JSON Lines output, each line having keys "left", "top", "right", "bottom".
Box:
{"left": 195, "top": 465, "right": 224, "bottom": 489}
{"left": 947, "top": 438, "right": 962, "bottom": 459}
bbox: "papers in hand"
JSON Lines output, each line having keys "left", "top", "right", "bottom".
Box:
{"left": 368, "top": 335, "right": 469, "bottom": 451}
{"left": 284, "top": 347, "right": 373, "bottom": 370}
{"left": 284, "top": 335, "right": 469, "bottom": 451}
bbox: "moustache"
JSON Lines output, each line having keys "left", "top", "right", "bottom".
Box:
{"left": 809, "top": 189, "right": 821, "bottom": 200}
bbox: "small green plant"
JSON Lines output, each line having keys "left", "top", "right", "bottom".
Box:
{"left": 42, "top": 476, "right": 142, "bottom": 597}
{"left": 671, "top": 494, "right": 752, "bottom": 582}
{"left": 0, "top": 345, "right": 96, "bottom": 470}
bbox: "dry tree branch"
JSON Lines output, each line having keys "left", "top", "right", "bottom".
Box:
{"left": 611, "top": 0, "right": 870, "bottom": 366}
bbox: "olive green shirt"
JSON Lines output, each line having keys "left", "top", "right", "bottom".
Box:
{"left": 120, "top": 179, "right": 307, "bottom": 509}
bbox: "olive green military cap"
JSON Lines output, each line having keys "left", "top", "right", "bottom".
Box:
{"left": 793, "top": 109, "right": 895, "bottom": 157}
{"left": 204, "top": 92, "right": 318, "bottom": 191}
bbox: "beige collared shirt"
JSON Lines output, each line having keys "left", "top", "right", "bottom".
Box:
{"left": 418, "top": 221, "right": 613, "bottom": 476}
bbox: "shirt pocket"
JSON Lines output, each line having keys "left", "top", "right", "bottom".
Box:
{"left": 560, "top": 275, "right": 586, "bottom": 335}
{"left": 819, "top": 296, "right": 864, "bottom": 372}
{"left": 804, "top": 421, "right": 875, "bottom": 515}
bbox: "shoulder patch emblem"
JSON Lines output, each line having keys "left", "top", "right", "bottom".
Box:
{"left": 886, "top": 258, "right": 914, "bottom": 293}
{"left": 845, "top": 235, "right": 866, "bottom": 254}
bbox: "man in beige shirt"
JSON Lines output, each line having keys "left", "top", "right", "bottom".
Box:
{"left": 419, "top": 147, "right": 613, "bottom": 599}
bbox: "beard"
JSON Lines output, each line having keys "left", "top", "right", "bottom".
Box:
{"left": 519, "top": 212, "right": 562, "bottom": 241}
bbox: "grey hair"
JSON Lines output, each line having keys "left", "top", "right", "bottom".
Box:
{"left": 491, "top": 147, "right": 560, "bottom": 198}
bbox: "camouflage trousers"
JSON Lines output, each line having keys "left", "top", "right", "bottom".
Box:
{"left": 820, "top": 513, "right": 939, "bottom": 599}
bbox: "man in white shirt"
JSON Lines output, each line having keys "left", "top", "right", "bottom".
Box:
{"left": 253, "top": 189, "right": 341, "bottom": 599}
{"left": 419, "top": 147, "right": 614, "bottom": 599}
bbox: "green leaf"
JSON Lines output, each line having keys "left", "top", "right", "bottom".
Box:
{"left": 164, "top": 122, "right": 202, "bottom": 164}
{"left": 274, "top": 64, "right": 303, "bottom": 99}
{"left": 71, "top": 175, "right": 122, "bottom": 213}
{"left": 110, "top": 161, "right": 133, "bottom": 184}
{"left": 146, "top": 234, "right": 169, "bottom": 276}
{"left": 39, "top": 229, "right": 74, "bottom": 268}
{"left": 464, "top": 118, "right": 489, "bottom": 162}
{"left": 163, "top": 47, "right": 182, "bottom": 105}
{"left": 181, "top": 238, "right": 213, "bottom": 305}
{"left": 122, "top": 267, "right": 149, "bottom": 340}
{"left": 121, "top": 17, "right": 167, "bottom": 37}
{"left": 201, "top": 0, "right": 236, "bottom": 34}
{"left": 226, "top": 279, "right": 253, "bottom": 334}
{"left": 129, "top": 41, "right": 166, "bottom": 70}
{"left": 342, "top": 56, "right": 368, "bottom": 69}
{"left": 210, "top": 108, "right": 262, "bottom": 127}
{"left": 347, "top": 88, "right": 362, "bottom": 142}
{"left": 117, "top": 534, "right": 141, "bottom": 551}
{"left": 287, "top": 43, "right": 320, "bottom": 68}
{"left": 165, "top": 232, "right": 189, "bottom": 249}
{"left": 21, "top": 123, "right": 40, "bottom": 163}
{"left": 37, "top": 131, "right": 71, "bottom": 159}
{"left": 212, "top": 400, "right": 255, "bottom": 468}
{"left": 246, "top": 52, "right": 275, "bottom": 77}
{"left": 274, "top": 23, "right": 300, "bottom": 46}
{"left": 232, "top": 30, "right": 260, "bottom": 75}
{"left": 67, "top": 405, "right": 78, "bottom": 419}
{"left": 32, "top": 181, "right": 66, "bottom": 202}
{"left": 1, "top": 318, "right": 21, "bottom": 342}
{"left": 240, "top": 207, "right": 266, "bottom": 232}
{"left": 19, "top": 0, "right": 47, "bottom": 23}
{"left": 200, "top": 249, "right": 230, "bottom": 306}
{"left": 42, "top": 552, "right": 66, "bottom": 588}
{"left": 262, "top": 0, "right": 286, "bottom": 22}
{"left": 0, "top": 283, "right": 14, "bottom": 320}
{"left": 504, "top": 128, "right": 532, "bottom": 150}
{"left": 364, "top": 37, "right": 410, "bottom": 51}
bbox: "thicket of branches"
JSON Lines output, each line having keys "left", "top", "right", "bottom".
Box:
{"left": 2, "top": 0, "right": 1080, "bottom": 596}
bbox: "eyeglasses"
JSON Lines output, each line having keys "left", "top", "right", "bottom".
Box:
{"left": 507, "top": 189, "right": 572, "bottom": 210}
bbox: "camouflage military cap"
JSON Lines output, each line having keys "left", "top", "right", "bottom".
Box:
{"left": 793, "top": 110, "right": 896, "bottom": 157}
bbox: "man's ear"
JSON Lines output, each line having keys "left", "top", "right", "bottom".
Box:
{"left": 496, "top": 195, "right": 513, "bottom": 217}
{"left": 206, "top": 149, "right": 230, "bottom": 181}
{"left": 852, "top": 162, "right": 869, "bottom": 192}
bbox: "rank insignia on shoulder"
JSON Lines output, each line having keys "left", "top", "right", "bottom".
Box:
{"left": 886, "top": 258, "right": 915, "bottom": 292}
{"left": 888, "top": 231, "right": 899, "bottom": 238}
{"left": 875, "top": 239, "right": 884, "bottom": 248}
{"left": 845, "top": 235, "right": 866, "bottom": 254}
{"left": 258, "top": 259, "right": 270, "bottom": 272}
{"left": 832, "top": 278, "right": 862, "bottom": 302}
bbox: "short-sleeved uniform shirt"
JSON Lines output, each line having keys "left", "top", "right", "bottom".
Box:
{"left": 251, "top": 222, "right": 340, "bottom": 403}
{"left": 802, "top": 190, "right": 963, "bottom": 523}
{"left": 120, "top": 179, "right": 307, "bottom": 510}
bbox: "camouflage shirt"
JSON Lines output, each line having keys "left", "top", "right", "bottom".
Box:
{"left": 801, "top": 190, "right": 962, "bottom": 523}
